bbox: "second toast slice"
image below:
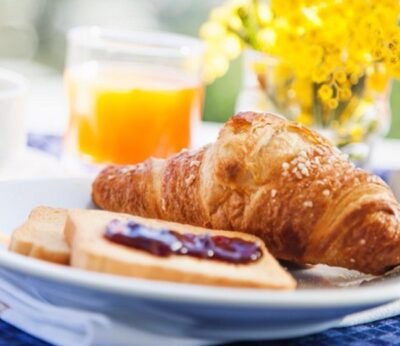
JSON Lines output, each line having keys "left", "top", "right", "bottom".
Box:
{"left": 9, "top": 206, "right": 69, "bottom": 264}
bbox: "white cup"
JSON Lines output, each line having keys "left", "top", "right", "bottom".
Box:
{"left": 0, "top": 68, "right": 28, "bottom": 167}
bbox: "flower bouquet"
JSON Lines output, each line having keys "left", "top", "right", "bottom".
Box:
{"left": 200, "top": 0, "right": 400, "bottom": 163}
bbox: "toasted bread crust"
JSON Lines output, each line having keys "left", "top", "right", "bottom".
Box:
{"left": 9, "top": 207, "right": 69, "bottom": 265}
{"left": 66, "top": 209, "right": 296, "bottom": 289}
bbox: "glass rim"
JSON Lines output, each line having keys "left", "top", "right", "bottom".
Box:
{"left": 67, "top": 26, "right": 204, "bottom": 58}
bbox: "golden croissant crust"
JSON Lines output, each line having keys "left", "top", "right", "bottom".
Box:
{"left": 93, "top": 112, "right": 400, "bottom": 275}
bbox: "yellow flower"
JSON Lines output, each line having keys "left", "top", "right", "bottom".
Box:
{"left": 301, "top": 7, "right": 322, "bottom": 26}
{"left": 257, "top": 28, "right": 277, "bottom": 50}
{"left": 350, "top": 125, "right": 364, "bottom": 142}
{"left": 318, "top": 84, "right": 333, "bottom": 101}
{"left": 372, "top": 48, "right": 385, "bottom": 60}
{"left": 221, "top": 34, "right": 242, "bottom": 59}
{"left": 200, "top": 0, "right": 400, "bottom": 105}
{"left": 228, "top": 14, "right": 242, "bottom": 31}
{"left": 312, "top": 67, "right": 330, "bottom": 83}
{"left": 350, "top": 73, "right": 360, "bottom": 85}
{"left": 368, "top": 70, "right": 390, "bottom": 92}
{"left": 292, "top": 78, "right": 313, "bottom": 108}
{"left": 296, "top": 112, "right": 313, "bottom": 125}
{"left": 202, "top": 48, "right": 230, "bottom": 83}
{"left": 257, "top": 3, "right": 273, "bottom": 25}
{"left": 199, "top": 21, "right": 226, "bottom": 40}
{"left": 389, "top": 55, "right": 399, "bottom": 65}
{"left": 208, "top": 53, "right": 229, "bottom": 75}
{"left": 333, "top": 71, "right": 347, "bottom": 84}
{"left": 338, "top": 87, "right": 352, "bottom": 101}
{"left": 327, "top": 98, "right": 339, "bottom": 109}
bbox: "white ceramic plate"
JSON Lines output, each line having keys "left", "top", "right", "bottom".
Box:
{"left": 1, "top": 177, "right": 400, "bottom": 342}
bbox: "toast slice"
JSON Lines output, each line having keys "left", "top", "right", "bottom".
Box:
{"left": 9, "top": 206, "right": 69, "bottom": 264}
{"left": 65, "top": 209, "right": 296, "bottom": 289}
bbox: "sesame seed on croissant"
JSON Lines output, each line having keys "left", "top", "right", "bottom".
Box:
{"left": 92, "top": 112, "right": 400, "bottom": 275}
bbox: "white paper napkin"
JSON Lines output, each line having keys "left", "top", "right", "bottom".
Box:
{"left": 0, "top": 275, "right": 210, "bottom": 346}
{"left": 339, "top": 300, "right": 400, "bottom": 328}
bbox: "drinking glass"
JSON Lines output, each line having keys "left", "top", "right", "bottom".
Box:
{"left": 64, "top": 27, "right": 203, "bottom": 167}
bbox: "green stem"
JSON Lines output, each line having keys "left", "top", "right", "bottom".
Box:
{"left": 312, "top": 84, "right": 324, "bottom": 127}
{"left": 334, "top": 74, "right": 366, "bottom": 123}
{"left": 236, "top": 0, "right": 261, "bottom": 49}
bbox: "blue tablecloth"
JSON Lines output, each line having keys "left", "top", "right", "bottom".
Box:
{"left": 1, "top": 316, "right": 400, "bottom": 346}
{"left": 0, "top": 134, "right": 398, "bottom": 346}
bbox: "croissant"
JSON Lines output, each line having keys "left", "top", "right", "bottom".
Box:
{"left": 93, "top": 112, "right": 400, "bottom": 275}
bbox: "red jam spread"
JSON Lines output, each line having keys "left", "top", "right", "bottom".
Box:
{"left": 104, "top": 219, "right": 262, "bottom": 264}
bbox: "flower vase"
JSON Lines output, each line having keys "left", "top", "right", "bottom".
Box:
{"left": 236, "top": 50, "right": 392, "bottom": 168}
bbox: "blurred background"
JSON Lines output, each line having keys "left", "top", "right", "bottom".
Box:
{"left": 0, "top": 0, "right": 398, "bottom": 136}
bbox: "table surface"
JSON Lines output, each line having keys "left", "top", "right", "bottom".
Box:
{"left": 2, "top": 313, "right": 400, "bottom": 346}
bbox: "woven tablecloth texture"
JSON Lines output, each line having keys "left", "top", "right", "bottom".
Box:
{"left": 2, "top": 316, "right": 400, "bottom": 346}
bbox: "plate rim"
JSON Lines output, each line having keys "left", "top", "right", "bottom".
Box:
{"left": 0, "top": 177, "right": 399, "bottom": 309}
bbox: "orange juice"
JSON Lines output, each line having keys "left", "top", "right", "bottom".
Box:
{"left": 65, "top": 62, "right": 202, "bottom": 164}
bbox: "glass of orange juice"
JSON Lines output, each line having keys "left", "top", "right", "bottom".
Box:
{"left": 64, "top": 27, "right": 203, "bottom": 168}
